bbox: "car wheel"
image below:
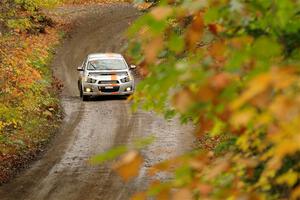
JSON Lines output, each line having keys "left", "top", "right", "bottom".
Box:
{"left": 80, "top": 86, "right": 89, "bottom": 101}
{"left": 82, "top": 95, "right": 89, "bottom": 101}
{"left": 123, "top": 94, "right": 130, "bottom": 100}
{"left": 79, "top": 87, "right": 83, "bottom": 98}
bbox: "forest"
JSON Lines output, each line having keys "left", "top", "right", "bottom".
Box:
{"left": 1, "top": 0, "right": 300, "bottom": 199}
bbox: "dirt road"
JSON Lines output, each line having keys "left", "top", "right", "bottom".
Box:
{"left": 0, "top": 4, "right": 193, "bottom": 200}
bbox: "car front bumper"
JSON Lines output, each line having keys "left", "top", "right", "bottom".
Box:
{"left": 82, "top": 81, "right": 134, "bottom": 96}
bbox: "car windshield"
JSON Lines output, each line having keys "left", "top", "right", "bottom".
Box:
{"left": 87, "top": 59, "right": 127, "bottom": 70}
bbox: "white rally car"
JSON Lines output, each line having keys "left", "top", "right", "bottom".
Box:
{"left": 77, "top": 53, "right": 135, "bottom": 101}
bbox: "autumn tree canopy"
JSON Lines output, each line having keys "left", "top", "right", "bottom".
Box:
{"left": 123, "top": 0, "right": 300, "bottom": 199}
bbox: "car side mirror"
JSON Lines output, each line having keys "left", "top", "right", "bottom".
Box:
{"left": 130, "top": 65, "right": 137, "bottom": 69}
{"left": 77, "top": 66, "right": 84, "bottom": 71}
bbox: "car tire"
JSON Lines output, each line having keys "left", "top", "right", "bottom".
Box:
{"left": 80, "top": 85, "right": 89, "bottom": 101}
{"left": 123, "top": 94, "right": 130, "bottom": 100}
{"left": 79, "top": 87, "right": 83, "bottom": 98}
{"left": 82, "top": 95, "right": 89, "bottom": 101}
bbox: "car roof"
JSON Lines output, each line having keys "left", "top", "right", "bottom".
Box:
{"left": 87, "top": 53, "right": 124, "bottom": 60}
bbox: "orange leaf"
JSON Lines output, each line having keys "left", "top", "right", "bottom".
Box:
{"left": 131, "top": 192, "right": 147, "bottom": 200}
{"left": 186, "top": 12, "right": 205, "bottom": 50}
{"left": 113, "top": 150, "right": 143, "bottom": 181}
{"left": 210, "top": 72, "right": 232, "bottom": 90}
{"left": 157, "top": 189, "right": 170, "bottom": 200}
{"left": 231, "top": 73, "right": 272, "bottom": 110}
{"left": 197, "top": 184, "right": 213, "bottom": 196}
{"left": 196, "top": 83, "right": 217, "bottom": 102}
{"left": 197, "top": 115, "right": 214, "bottom": 135}
{"left": 292, "top": 186, "right": 300, "bottom": 200}
{"left": 172, "top": 188, "right": 193, "bottom": 200}
{"left": 269, "top": 96, "right": 296, "bottom": 121}
{"left": 150, "top": 6, "right": 172, "bottom": 21}
{"left": 172, "top": 88, "right": 194, "bottom": 113}
{"left": 208, "top": 41, "right": 227, "bottom": 63}
{"left": 143, "top": 36, "right": 163, "bottom": 63}
{"left": 208, "top": 23, "right": 223, "bottom": 35}
{"left": 230, "top": 108, "right": 255, "bottom": 128}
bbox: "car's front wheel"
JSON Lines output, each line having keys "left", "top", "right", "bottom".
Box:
{"left": 82, "top": 95, "right": 89, "bottom": 101}
{"left": 79, "top": 81, "right": 83, "bottom": 98}
{"left": 121, "top": 94, "right": 131, "bottom": 100}
{"left": 79, "top": 88, "right": 83, "bottom": 98}
{"left": 79, "top": 85, "right": 89, "bottom": 101}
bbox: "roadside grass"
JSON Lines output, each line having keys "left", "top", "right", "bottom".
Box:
{"left": 0, "top": 28, "right": 63, "bottom": 183}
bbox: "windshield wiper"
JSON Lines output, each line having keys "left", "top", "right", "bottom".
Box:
{"left": 89, "top": 63, "right": 97, "bottom": 70}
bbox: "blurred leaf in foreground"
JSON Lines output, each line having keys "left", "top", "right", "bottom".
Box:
{"left": 113, "top": 150, "right": 144, "bottom": 182}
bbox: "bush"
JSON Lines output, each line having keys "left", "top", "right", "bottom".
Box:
{"left": 0, "top": 0, "right": 61, "bottom": 33}
{"left": 7, "top": 18, "right": 32, "bottom": 31}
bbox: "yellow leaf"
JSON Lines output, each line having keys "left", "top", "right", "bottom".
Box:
{"left": 230, "top": 108, "right": 256, "bottom": 128}
{"left": 134, "top": 2, "right": 153, "bottom": 11}
{"left": 276, "top": 170, "right": 298, "bottom": 186}
{"left": 272, "top": 67, "right": 297, "bottom": 90}
{"left": 269, "top": 96, "right": 296, "bottom": 121}
{"left": 274, "top": 140, "right": 300, "bottom": 159}
{"left": 231, "top": 73, "right": 272, "bottom": 110}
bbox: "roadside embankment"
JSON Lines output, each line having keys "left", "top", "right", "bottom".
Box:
{"left": 0, "top": 5, "right": 64, "bottom": 184}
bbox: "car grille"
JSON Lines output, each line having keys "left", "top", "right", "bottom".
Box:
{"left": 99, "top": 86, "right": 120, "bottom": 93}
{"left": 89, "top": 72, "right": 128, "bottom": 76}
{"left": 98, "top": 80, "right": 119, "bottom": 84}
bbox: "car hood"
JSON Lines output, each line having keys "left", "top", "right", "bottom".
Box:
{"left": 87, "top": 70, "right": 128, "bottom": 76}
{"left": 86, "top": 70, "right": 130, "bottom": 80}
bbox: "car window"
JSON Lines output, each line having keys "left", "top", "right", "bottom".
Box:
{"left": 87, "top": 59, "right": 127, "bottom": 70}
{"left": 83, "top": 58, "right": 87, "bottom": 70}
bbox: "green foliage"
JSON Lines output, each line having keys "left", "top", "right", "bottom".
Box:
{"left": 14, "top": 0, "right": 61, "bottom": 12}
{"left": 0, "top": 0, "right": 61, "bottom": 32}
{"left": 214, "top": 137, "right": 236, "bottom": 155}
{"left": 7, "top": 18, "right": 32, "bottom": 31}
{"left": 0, "top": 24, "right": 61, "bottom": 182}
{"left": 91, "top": 146, "right": 128, "bottom": 164}
{"left": 91, "top": 136, "right": 156, "bottom": 164}
{"left": 124, "top": 0, "right": 300, "bottom": 199}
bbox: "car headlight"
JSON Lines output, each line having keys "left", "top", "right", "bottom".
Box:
{"left": 86, "top": 77, "right": 97, "bottom": 83}
{"left": 120, "top": 76, "right": 130, "bottom": 83}
{"left": 128, "top": 74, "right": 133, "bottom": 81}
